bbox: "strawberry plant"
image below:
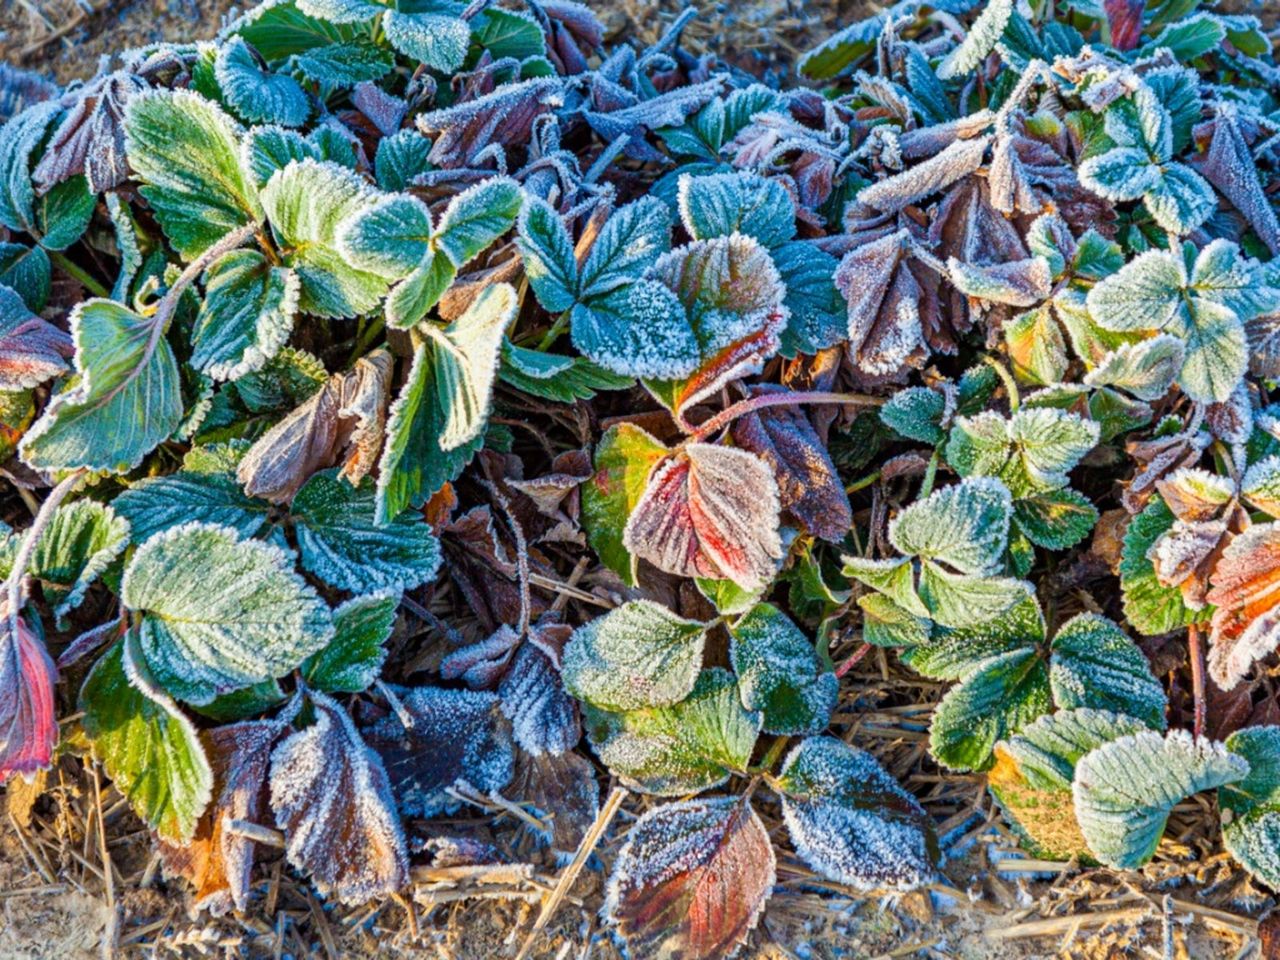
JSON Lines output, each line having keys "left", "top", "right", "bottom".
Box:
{"left": 4, "top": 0, "right": 1280, "bottom": 956}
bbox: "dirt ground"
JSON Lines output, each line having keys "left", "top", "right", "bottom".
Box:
{"left": 0, "top": 1, "right": 1277, "bottom": 958}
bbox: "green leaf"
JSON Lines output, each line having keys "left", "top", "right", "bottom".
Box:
{"left": 499, "top": 344, "right": 633, "bottom": 403}
{"left": 1073, "top": 729, "right": 1247, "bottom": 868}
{"left": 577, "top": 196, "right": 671, "bottom": 300}
{"left": 1144, "top": 162, "right": 1215, "bottom": 235}
{"left": 937, "top": 0, "right": 1012, "bottom": 79}
{"left": 0, "top": 242, "right": 51, "bottom": 313}
{"left": 1077, "top": 147, "right": 1159, "bottom": 203}
{"left": 1082, "top": 335, "right": 1183, "bottom": 401}
{"left": 26, "top": 500, "right": 129, "bottom": 621}
{"left": 188, "top": 678, "right": 286, "bottom": 723}
{"left": 240, "top": 125, "right": 321, "bottom": 188}
{"left": 381, "top": 11, "right": 470, "bottom": 73}
{"left": 80, "top": 637, "right": 213, "bottom": 843}
{"left": 0, "top": 102, "right": 58, "bottom": 236}
{"left": 677, "top": 171, "right": 796, "bottom": 249}
{"left": 889, "top": 478, "right": 1013, "bottom": 577}
{"left": 19, "top": 299, "right": 183, "bottom": 474}
{"left": 293, "top": 40, "right": 395, "bottom": 86}
{"left": 858, "top": 593, "right": 930, "bottom": 649}
{"left": 227, "top": 0, "right": 357, "bottom": 59}
{"left": 216, "top": 36, "right": 310, "bottom": 126}
{"left": 260, "top": 159, "right": 388, "bottom": 318}
{"left": 1013, "top": 487, "right": 1098, "bottom": 550}
{"left": 122, "top": 522, "right": 333, "bottom": 705}
{"left": 1086, "top": 248, "right": 1185, "bottom": 332}
{"left": 1139, "top": 11, "right": 1226, "bottom": 61}
{"left": 1005, "top": 305, "right": 1069, "bottom": 386}
{"left": 301, "top": 591, "right": 397, "bottom": 694}
{"left": 879, "top": 386, "right": 947, "bottom": 445}
{"left": 584, "top": 668, "right": 761, "bottom": 797}
{"left": 729, "top": 603, "right": 836, "bottom": 736}
{"left": 1048, "top": 613, "right": 1167, "bottom": 728}
{"left": 772, "top": 240, "right": 846, "bottom": 356}
{"left": 292, "top": 470, "right": 441, "bottom": 594}
{"left": 581, "top": 422, "right": 669, "bottom": 586}
{"left": 515, "top": 196, "right": 577, "bottom": 313}
{"left": 918, "top": 564, "right": 1031, "bottom": 631}
{"left": 374, "top": 129, "right": 432, "bottom": 193}
{"left": 433, "top": 176, "right": 522, "bottom": 268}
{"left": 113, "top": 470, "right": 271, "bottom": 544}
{"left": 946, "top": 407, "right": 1099, "bottom": 497}
{"left": 474, "top": 8, "right": 546, "bottom": 59}
{"left": 1120, "top": 495, "right": 1202, "bottom": 635}
{"left": 192, "top": 249, "right": 299, "bottom": 380}
{"left": 35, "top": 176, "right": 95, "bottom": 252}
{"left": 124, "top": 90, "right": 263, "bottom": 260}
{"left": 842, "top": 556, "right": 929, "bottom": 618}
{"left": 563, "top": 599, "right": 707, "bottom": 712}
{"left": 336, "top": 193, "right": 433, "bottom": 279}
{"left": 1221, "top": 727, "right": 1280, "bottom": 889}
{"left": 902, "top": 586, "right": 1043, "bottom": 681}
{"left": 988, "top": 708, "right": 1150, "bottom": 860}
{"left": 777, "top": 737, "right": 939, "bottom": 890}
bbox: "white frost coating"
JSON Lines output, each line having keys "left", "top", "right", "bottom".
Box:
{"left": 499, "top": 642, "right": 579, "bottom": 756}
{"left": 1072, "top": 729, "right": 1247, "bottom": 869}
{"left": 1146, "top": 518, "right": 1224, "bottom": 600}
{"left": 833, "top": 228, "right": 928, "bottom": 376}
{"left": 335, "top": 192, "right": 434, "bottom": 279}
{"left": 269, "top": 691, "right": 409, "bottom": 904}
{"left": 778, "top": 737, "right": 937, "bottom": 890}
{"left": 1243, "top": 455, "right": 1280, "bottom": 518}
{"left": 1048, "top": 612, "right": 1168, "bottom": 728}
{"left": 191, "top": 250, "right": 300, "bottom": 382}
{"left": 889, "top": 477, "right": 1013, "bottom": 577}
{"left": 936, "top": 0, "right": 1011, "bottom": 79}
{"left": 855, "top": 135, "right": 991, "bottom": 212}
{"left": 572, "top": 280, "right": 700, "bottom": 380}
{"left": 729, "top": 603, "right": 837, "bottom": 736}
{"left": 1208, "top": 523, "right": 1280, "bottom": 689}
{"left": 215, "top": 37, "right": 309, "bottom": 127}
{"left": 676, "top": 170, "right": 796, "bottom": 249}
{"left": 577, "top": 196, "right": 672, "bottom": 300}
{"left": 1083, "top": 335, "right": 1184, "bottom": 401}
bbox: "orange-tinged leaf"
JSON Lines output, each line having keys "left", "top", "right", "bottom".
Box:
{"left": 1207, "top": 524, "right": 1280, "bottom": 690}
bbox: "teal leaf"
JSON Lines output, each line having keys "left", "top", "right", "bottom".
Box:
{"left": 1220, "top": 727, "right": 1280, "bottom": 890}
{"left": 677, "top": 171, "right": 796, "bottom": 249}
{"left": 336, "top": 193, "right": 433, "bottom": 279}
{"left": 381, "top": 11, "right": 470, "bottom": 73}
{"left": 515, "top": 196, "right": 578, "bottom": 313}
{"left": 1144, "top": 162, "right": 1215, "bottom": 235}
{"left": 301, "top": 591, "right": 398, "bottom": 694}
{"left": 215, "top": 36, "right": 310, "bottom": 127}
{"left": 240, "top": 124, "right": 321, "bottom": 188}
{"left": 577, "top": 196, "right": 672, "bottom": 300}
{"left": 192, "top": 249, "right": 299, "bottom": 380}
{"left": 1048, "top": 613, "right": 1168, "bottom": 729}
{"left": 880, "top": 386, "right": 948, "bottom": 445}
{"left": 293, "top": 40, "right": 394, "bottom": 87}
{"left": 729, "top": 603, "right": 836, "bottom": 736}
{"left": 889, "top": 477, "right": 1012, "bottom": 577}
{"left": 936, "top": 0, "right": 1012, "bottom": 79}
{"left": 1013, "top": 487, "right": 1098, "bottom": 550}
{"left": 26, "top": 500, "right": 129, "bottom": 621}
{"left": 1120, "top": 495, "right": 1202, "bottom": 635}
{"left": 432, "top": 176, "right": 522, "bottom": 269}
{"left": 114, "top": 471, "right": 271, "bottom": 544}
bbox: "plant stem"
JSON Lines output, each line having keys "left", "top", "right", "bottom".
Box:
{"left": 918, "top": 448, "right": 941, "bottom": 499}
{"left": 688, "top": 390, "right": 883, "bottom": 442}
{"left": 1188, "top": 623, "right": 1206, "bottom": 740}
{"left": 846, "top": 470, "right": 881, "bottom": 494}
{"left": 6, "top": 469, "right": 85, "bottom": 637}
{"left": 49, "top": 251, "right": 109, "bottom": 298}
{"left": 985, "top": 355, "right": 1020, "bottom": 412}
{"left": 535, "top": 309, "right": 571, "bottom": 350}
{"left": 835, "top": 642, "right": 873, "bottom": 678}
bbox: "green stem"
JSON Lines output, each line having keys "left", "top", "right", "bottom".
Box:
{"left": 536, "top": 309, "right": 571, "bottom": 351}
{"left": 985, "top": 355, "right": 1020, "bottom": 412}
{"left": 845, "top": 470, "right": 881, "bottom": 495}
{"left": 348, "top": 314, "right": 385, "bottom": 365}
{"left": 919, "top": 448, "right": 941, "bottom": 499}
{"left": 50, "top": 251, "right": 109, "bottom": 298}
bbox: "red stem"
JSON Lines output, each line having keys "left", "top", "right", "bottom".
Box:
{"left": 687, "top": 390, "right": 882, "bottom": 442}
{"left": 835, "top": 642, "right": 873, "bottom": 679}
{"left": 1189, "top": 623, "right": 1206, "bottom": 740}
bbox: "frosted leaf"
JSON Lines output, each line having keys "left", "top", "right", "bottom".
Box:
{"left": 936, "top": 0, "right": 1012, "bottom": 79}
{"left": 515, "top": 195, "right": 577, "bottom": 313}
{"left": 1220, "top": 727, "right": 1280, "bottom": 890}
{"left": 604, "top": 797, "right": 774, "bottom": 960}
{"left": 31, "top": 71, "right": 143, "bottom": 194}
{"left": 571, "top": 280, "right": 699, "bottom": 380}
{"left": 123, "top": 90, "right": 263, "bottom": 261}
{"left": 584, "top": 668, "right": 761, "bottom": 797}
{"left": 0, "top": 241, "right": 52, "bottom": 314}
{"left": 23, "top": 500, "right": 129, "bottom": 621}
{"left": 260, "top": 159, "right": 387, "bottom": 319}
{"left": 1073, "top": 729, "right": 1247, "bottom": 869}
{"left": 436, "top": 176, "right": 525, "bottom": 268}
{"left": 360, "top": 685, "right": 514, "bottom": 817}
{"left": 80, "top": 636, "right": 213, "bottom": 843}
{"left": 841, "top": 556, "right": 927, "bottom": 618}
{"left": 158, "top": 710, "right": 294, "bottom": 915}
{"left": 0, "top": 101, "right": 59, "bottom": 236}
{"left": 833, "top": 229, "right": 928, "bottom": 376}
{"left": 880, "top": 386, "right": 949, "bottom": 446}
{"left": 583, "top": 79, "right": 724, "bottom": 157}
{"left": 1120, "top": 496, "right": 1201, "bottom": 636}
{"left": 336, "top": 193, "right": 433, "bottom": 280}
{"left": 295, "top": 0, "right": 381, "bottom": 23}
{"left": 294, "top": 41, "right": 395, "bottom": 88}
{"left": 1195, "top": 104, "right": 1280, "bottom": 255}
{"left": 1082, "top": 335, "right": 1184, "bottom": 401}
{"left": 677, "top": 171, "right": 796, "bottom": 249}
{"left": 415, "top": 78, "right": 562, "bottom": 169}
{"left": 1148, "top": 518, "right": 1225, "bottom": 610}
{"left": 239, "top": 125, "right": 320, "bottom": 189}
{"left": 192, "top": 250, "right": 298, "bottom": 381}
{"left": 580, "top": 422, "right": 670, "bottom": 587}
{"left": 623, "top": 443, "right": 783, "bottom": 592}
{"left": 889, "top": 477, "right": 1012, "bottom": 577}
{"left": 1005, "top": 305, "right": 1068, "bottom": 386}
{"left": 947, "top": 256, "right": 1052, "bottom": 309}
{"left": 1049, "top": 613, "right": 1167, "bottom": 728}
{"left": 902, "top": 586, "right": 1042, "bottom": 681}
{"left": 215, "top": 37, "right": 309, "bottom": 127}
{"left": 729, "top": 387, "right": 852, "bottom": 542}
{"left": 292, "top": 470, "right": 441, "bottom": 594}
{"left": 855, "top": 135, "right": 990, "bottom": 212}
{"left": 238, "top": 349, "right": 393, "bottom": 504}
{"left": 1207, "top": 524, "right": 1280, "bottom": 690}
{"left": 381, "top": 11, "right": 470, "bottom": 73}
{"left": 1156, "top": 467, "right": 1234, "bottom": 522}
{"left": 946, "top": 407, "right": 1098, "bottom": 498}
{"left": 1077, "top": 147, "right": 1160, "bottom": 202}
{"left": 1191, "top": 238, "right": 1280, "bottom": 321}
{"left": 440, "top": 624, "right": 520, "bottom": 689}
{"left": 1144, "top": 162, "right": 1215, "bottom": 235}
{"left": 562, "top": 599, "right": 707, "bottom": 712}
{"left": 0, "top": 283, "right": 72, "bottom": 390}
{"left": 499, "top": 638, "right": 580, "bottom": 756}
{"left": 1013, "top": 487, "right": 1099, "bottom": 551}
{"left": 114, "top": 471, "right": 269, "bottom": 545}
{"left": 19, "top": 300, "right": 183, "bottom": 474}
{"left": 122, "top": 522, "right": 333, "bottom": 705}
{"left": 988, "top": 708, "right": 1150, "bottom": 860}
{"left": 0, "top": 612, "right": 57, "bottom": 784}
{"left": 301, "top": 592, "right": 396, "bottom": 695}
{"left": 772, "top": 240, "right": 846, "bottom": 356}
{"left": 858, "top": 593, "right": 930, "bottom": 648}
{"left": 729, "top": 603, "right": 836, "bottom": 736}
{"left": 778, "top": 737, "right": 938, "bottom": 890}
{"left": 507, "top": 748, "right": 600, "bottom": 854}
{"left": 1243, "top": 457, "right": 1280, "bottom": 519}
{"left": 577, "top": 196, "right": 672, "bottom": 300}
{"left": 1087, "top": 248, "right": 1185, "bottom": 332}
{"left": 270, "top": 690, "right": 408, "bottom": 904}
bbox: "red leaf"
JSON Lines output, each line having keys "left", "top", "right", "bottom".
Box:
{"left": 0, "top": 612, "right": 57, "bottom": 784}
{"left": 1207, "top": 524, "right": 1280, "bottom": 690}
{"left": 623, "top": 443, "right": 782, "bottom": 591}
{"left": 0, "top": 287, "right": 74, "bottom": 392}
{"left": 605, "top": 796, "right": 775, "bottom": 960}
{"left": 1105, "top": 0, "right": 1145, "bottom": 52}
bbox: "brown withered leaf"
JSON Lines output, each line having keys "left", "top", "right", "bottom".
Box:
{"left": 237, "top": 348, "right": 392, "bottom": 503}
{"left": 856, "top": 134, "right": 991, "bottom": 213}
{"left": 730, "top": 386, "right": 853, "bottom": 542}
{"left": 833, "top": 228, "right": 931, "bottom": 375}
{"left": 1193, "top": 104, "right": 1280, "bottom": 256}
{"left": 1149, "top": 518, "right": 1232, "bottom": 610}
{"left": 0, "top": 287, "right": 73, "bottom": 391}
{"left": 507, "top": 747, "right": 599, "bottom": 855}
{"left": 499, "top": 631, "right": 580, "bottom": 756}
{"left": 32, "top": 71, "right": 147, "bottom": 193}
{"left": 542, "top": 0, "right": 604, "bottom": 75}
{"left": 1122, "top": 431, "right": 1211, "bottom": 514}
{"left": 440, "top": 623, "right": 521, "bottom": 689}
{"left": 416, "top": 77, "right": 562, "bottom": 169}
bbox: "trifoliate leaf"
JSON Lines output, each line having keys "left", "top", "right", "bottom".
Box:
{"left": 432, "top": 176, "right": 522, "bottom": 269}
{"left": 114, "top": 471, "right": 270, "bottom": 544}
{"left": 1048, "top": 613, "right": 1167, "bottom": 729}
{"left": 1073, "top": 729, "right": 1247, "bottom": 869}
{"left": 215, "top": 37, "right": 309, "bottom": 127}
{"left": 988, "top": 709, "right": 1150, "bottom": 860}
{"left": 122, "top": 522, "right": 333, "bottom": 705}
{"left": 192, "top": 249, "right": 298, "bottom": 381}
{"left": 946, "top": 407, "right": 1098, "bottom": 497}
{"left": 515, "top": 195, "right": 577, "bottom": 313}
{"left": 777, "top": 737, "right": 938, "bottom": 890}
{"left": 677, "top": 171, "right": 796, "bottom": 249}
{"left": 1086, "top": 248, "right": 1185, "bottom": 332}
{"left": 360, "top": 685, "right": 514, "bottom": 818}
{"left": 81, "top": 637, "right": 213, "bottom": 843}
{"left": 292, "top": 470, "right": 441, "bottom": 594}
{"left": 381, "top": 11, "right": 470, "bottom": 73}
{"left": 581, "top": 422, "right": 669, "bottom": 586}
{"left": 937, "top": 0, "right": 1011, "bottom": 79}
{"left": 562, "top": 599, "right": 707, "bottom": 712}
{"left": 0, "top": 613, "right": 57, "bottom": 784}
{"left": 584, "top": 669, "right": 761, "bottom": 797}
{"left": 1207, "top": 524, "right": 1280, "bottom": 691}
{"left": 1012, "top": 487, "right": 1098, "bottom": 550}
{"left": 605, "top": 797, "right": 775, "bottom": 960}
{"left": 889, "top": 477, "right": 1012, "bottom": 577}
{"left": 124, "top": 90, "right": 263, "bottom": 261}
{"left": 1120, "top": 495, "right": 1201, "bottom": 636}
{"left": 301, "top": 591, "right": 397, "bottom": 694}
{"left": 729, "top": 603, "right": 836, "bottom": 736}
{"left": 270, "top": 690, "right": 409, "bottom": 904}
{"left": 260, "top": 159, "right": 388, "bottom": 318}
{"left": 19, "top": 299, "right": 183, "bottom": 474}
{"left": 623, "top": 443, "right": 783, "bottom": 592}
{"left": 1220, "top": 727, "right": 1280, "bottom": 890}
{"left": 577, "top": 196, "right": 671, "bottom": 300}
